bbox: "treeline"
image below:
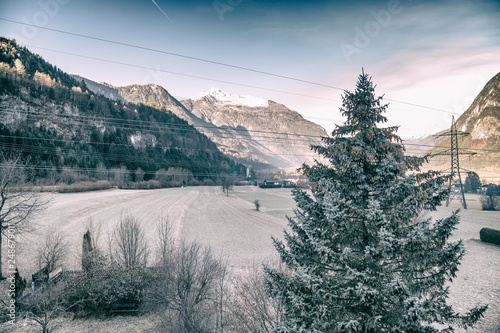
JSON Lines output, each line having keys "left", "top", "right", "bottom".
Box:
{"left": 0, "top": 38, "right": 248, "bottom": 185}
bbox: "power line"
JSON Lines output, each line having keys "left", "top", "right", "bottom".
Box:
{"left": 0, "top": 136, "right": 319, "bottom": 158}
{"left": 0, "top": 18, "right": 345, "bottom": 89}
{"left": 24, "top": 45, "right": 340, "bottom": 103}
{"left": 0, "top": 106, "right": 474, "bottom": 147}
{"left": 0, "top": 18, "right": 461, "bottom": 116}
{"left": 0, "top": 162, "right": 231, "bottom": 178}
{"left": 2, "top": 108, "right": 499, "bottom": 153}
{"left": 0, "top": 108, "right": 327, "bottom": 141}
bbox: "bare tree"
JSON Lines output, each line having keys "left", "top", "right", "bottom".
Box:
{"left": 0, "top": 156, "right": 48, "bottom": 279}
{"left": 22, "top": 284, "right": 64, "bottom": 333}
{"left": 221, "top": 176, "right": 233, "bottom": 196}
{"left": 149, "top": 241, "right": 228, "bottom": 333}
{"left": 135, "top": 167, "right": 145, "bottom": 183}
{"left": 227, "top": 261, "right": 285, "bottom": 333}
{"left": 111, "top": 214, "right": 148, "bottom": 268}
{"left": 156, "top": 214, "right": 174, "bottom": 266}
{"left": 37, "top": 230, "right": 68, "bottom": 274}
{"left": 111, "top": 166, "right": 129, "bottom": 188}
{"left": 214, "top": 253, "right": 230, "bottom": 333}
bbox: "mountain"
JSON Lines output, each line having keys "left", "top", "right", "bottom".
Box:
{"left": 183, "top": 88, "right": 328, "bottom": 169}
{"left": 77, "top": 78, "right": 328, "bottom": 170}
{"left": 402, "top": 131, "right": 446, "bottom": 157}
{"left": 71, "top": 74, "right": 126, "bottom": 103}
{"left": 0, "top": 38, "right": 247, "bottom": 184}
{"left": 426, "top": 72, "right": 500, "bottom": 183}
{"left": 453, "top": 72, "right": 500, "bottom": 146}
{"left": 116, "top": 83, "right": 203, "bottom": 125}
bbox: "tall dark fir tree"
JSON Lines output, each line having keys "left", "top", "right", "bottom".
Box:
{"left": 264, "top": 71, "right": 487, "bottom": 332}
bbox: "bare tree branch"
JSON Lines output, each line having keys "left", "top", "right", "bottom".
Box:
{"left": 0, "top": 156, "right": 49, "bottom": 279}
{"left": 111, "top": 214, "right": 148, "bottom": 268}
{"left": 37, "top": 230, "right": 68, "bottom": 274}
{"left": 156, "top": 214, "right": 173, "bottom": 266}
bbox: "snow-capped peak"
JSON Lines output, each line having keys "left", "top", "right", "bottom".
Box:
{"left": 197, "top": 88, "right": 269, "bottom": 107}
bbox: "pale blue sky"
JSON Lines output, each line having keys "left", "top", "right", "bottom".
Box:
{"left": 1, "top": 0, "right": 499, "bottom": 139}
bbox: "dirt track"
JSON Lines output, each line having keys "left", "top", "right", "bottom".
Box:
{"left": 3, "top": 187, "right": 499, "bottom": 332}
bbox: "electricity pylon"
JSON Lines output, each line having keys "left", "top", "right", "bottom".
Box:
{"left": 431, "top": 116, "right": 476, "bottom": 209}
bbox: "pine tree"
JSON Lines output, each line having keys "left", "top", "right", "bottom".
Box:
{"left": 264, "top": 71, "right": 487, "bottom": 332}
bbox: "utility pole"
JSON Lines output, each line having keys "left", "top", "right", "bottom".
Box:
{"left": 431, "top": 116, "right": 476, "bottom": 209}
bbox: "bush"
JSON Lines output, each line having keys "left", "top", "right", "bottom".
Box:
{"left": 227, "top": 261, "right": 284, "bottom": 333}
{"left": 55, "top": 180, "right": 113, "bottom": 193}
{"left": 64, "top": 225, "right": 152, "bottom": 316}
{"left": 203, "top": 179, "right": 215, "bottom": 186}
{"left": 128, "top": 180, "right": 162, "bottom": 189}
{"left": 63, "top": 264, "right": 151, "bottom": 316}
{"left": 480, "top": 227, "right": 500, "bottom": 245}
{"left": 480, "top": 195, "right": 500, "bottom": 211}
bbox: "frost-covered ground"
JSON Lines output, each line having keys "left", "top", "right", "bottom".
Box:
{"left": 427, "top": 196, "right": 500, "bottom": 333}
{"left": 9, "top": 186, "right": 291, "bottom": 276}
{"left": 1, "top": 187, "right": 499, "bottom": 332}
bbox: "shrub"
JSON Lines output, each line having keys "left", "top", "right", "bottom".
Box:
{"left": 128, "top": 180, "right": 162, "bottom": 189}
{"left": 13, "top": 267, "right": 27, "bottom": 300}
{"left": 227, "top": 261, "right": 285, "bottom": 333}
{"left": 65, "top": 226, "right": 152, "bottom": 316}
{"left": 203, "top": 179, "right": 215, "bottom": 186}
{"left": 480, "top": 228, "right": 500, "bottom": 245}
{"left": 55, "top": 180, "right": 113, "bottom": 193}
{"left": 480, "top": 195, "right": 500, "bottom": 211}
{"left": 63, "top": 264, "right": 151, "bottom": 316}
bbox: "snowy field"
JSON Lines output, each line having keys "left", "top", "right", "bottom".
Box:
{"left": 11, "top": 186, "right": 292, "bottom": 276}
{"left": 2, "top": 187, "right": 499, "bottom": 332}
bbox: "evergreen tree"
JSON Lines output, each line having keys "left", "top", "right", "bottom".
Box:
{"left": 264, "top": 71, "right": 487, "bottom": 332}
{"left": 13, "top": 267, "right": 27, "bottom": 300}
{"left": 464, "top": 172, "right": 481, "bottom": 193}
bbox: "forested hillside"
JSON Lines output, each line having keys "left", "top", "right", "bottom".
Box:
{"left": 0, "top": 38, "right": 247, "bottom": 186}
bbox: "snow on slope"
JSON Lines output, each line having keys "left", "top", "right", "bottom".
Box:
{"left": 198, "top": 88, "right": 269, "bottom": 107}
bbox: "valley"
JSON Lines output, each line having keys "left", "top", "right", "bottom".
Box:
{"left": 2, "top": 186, "right": 500, "bottom": 332}
{"left": 0, "top": 37, "right": 499, "bottom": 332}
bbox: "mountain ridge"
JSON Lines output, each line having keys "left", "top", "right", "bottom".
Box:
{"left": 0, "top": 38, "right": 247, "bottom": 184}
{"left": 74, "top": 77, "right": 328, "bottom": 170}
{"left": 426, "top": 72, "right": 500, "bottom": 183}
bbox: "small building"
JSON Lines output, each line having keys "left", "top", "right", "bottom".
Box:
{"left": 478, "top": 184, "right": 491, "bottom": 195}
{"left": 259, "top": 180, "right": 282, "bottom": 188}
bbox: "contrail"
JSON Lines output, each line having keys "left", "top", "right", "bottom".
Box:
{"left": 151, "top": 0, "right": 175, "bottom": 25}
